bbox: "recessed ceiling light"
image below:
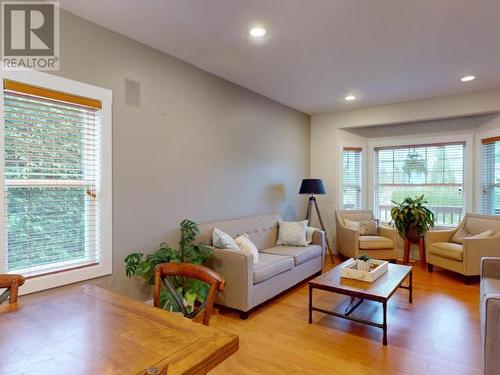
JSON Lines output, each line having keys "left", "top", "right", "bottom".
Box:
{"left": 461, "top": 75, "right": 475, "bottom": 82}
{"left": 345, "top": 95, "right": 356, "bottom": 101}
{"left": 249, "top": 27, "right": 266, "bottom": 37}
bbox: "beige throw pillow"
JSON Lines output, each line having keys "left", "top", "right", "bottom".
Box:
{"left": 344, "top": 218, "right": 360, "bottom": 230}
{"left": 451, "top": 227, "right": 469, "bottom": 244}
{"left": 277, "top": 220, "right": 308, "bottom": 246}
{"left": 235, "top": 234, "right": 259, "bottom": 264}
{"left": 358, "top": 220, "right": 379, "bottom": 236}
{"left": 466, "top": 229, "right": 494, "bottom": 240}
{"left": 344, "top": 218, "right": 378, "bottom": 236}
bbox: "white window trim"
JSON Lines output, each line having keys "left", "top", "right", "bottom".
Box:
{"left": 367, "top": 133, "right": 474, "bottom": 225}
{"left": 475, "top": 129, "right": 500, "bottom": 214}
{"left": 0, "top": 68, "right": 113, "bottom": 295}
{"left": 338, "top": 143, "right": 366, "bottom": 209}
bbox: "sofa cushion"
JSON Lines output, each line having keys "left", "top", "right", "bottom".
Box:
{"left": 429, "top": 242, "right": 463, "bottom": 261}
{"left": 358, "top": 236, "right": 393, "bottom": 250}
{"left": 253, "top": 253, "right": 294, "bottom": 284}
{"left": 261, "top": 245, "right": 322, "bottom": 266}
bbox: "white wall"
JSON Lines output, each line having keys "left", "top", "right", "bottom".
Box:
{"left": 52, "top": 10, "right": 310, "bottom": 299}
{"left": 311, "top": 90, "right": 500, "bottom": 254}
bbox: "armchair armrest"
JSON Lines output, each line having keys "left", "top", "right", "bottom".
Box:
{"left": 426, "top": 229, "right": 455, "bottom": 244}
{"left": 312, "top": 229, "right": 326, "bottom": 267}
{"left": 336, "top": 224, "right": 360, "bottom": 258}
{"left": 463, "top": 233, "right": 500, "bottom": 275}
{"left": 379, "top": 225, "right": 396, "bottom": 241}
{"left": 205, "top": 246, "right": 253, "bottom": 312}
{"left": 481, "top": 257, "right": 500, "bottom": 279}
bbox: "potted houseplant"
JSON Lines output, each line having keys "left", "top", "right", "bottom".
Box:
{"left": 390, "top": 195, "right": 435, "bottom": 242}
{"left": 356, "top": 254, "right": 371, "bottom": 271}
{"left": 124, "top": 219, "right": 213, "bottom": 313}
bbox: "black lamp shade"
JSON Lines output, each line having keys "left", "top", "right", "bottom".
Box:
{"left": 299, "top": 179, "right": 326, "bottom": 195}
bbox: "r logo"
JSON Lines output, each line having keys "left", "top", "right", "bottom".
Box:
{"left": 2, "top": 1, "right": 59, "bottom": 70}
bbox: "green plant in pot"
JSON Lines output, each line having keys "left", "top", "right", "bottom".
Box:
{"left": 355, "top": 254, "right": 371, "bottom": 271}
{"left": 390, "top": 195, "right": 435, "bottom": 242}
{"left": 124, "top": 219, "right": 213, "bottom": 313}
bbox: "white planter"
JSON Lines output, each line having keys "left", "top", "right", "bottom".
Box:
{"left": 341, "top": 258, "right": 389, "bottom": 282}
{"left": 356, "top": 259, "right": 371, "bottom": 271}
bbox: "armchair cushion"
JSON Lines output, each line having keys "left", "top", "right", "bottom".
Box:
{"left": 261, "top": 245, "right": 322, "bottom": 266}
{"left": 429, "top": 242, "right": 463, "bottom": 261}
{"left": 358, "top": 236, "right": 393, "bottom": 250}
{"left": 253, "top": 253, "right": 294, "bottom": 284}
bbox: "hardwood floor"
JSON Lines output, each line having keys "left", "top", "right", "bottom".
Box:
{"left": 209, "top": 258, "right": 482, "bottom": 375}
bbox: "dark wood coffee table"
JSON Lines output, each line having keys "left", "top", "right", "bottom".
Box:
{"left": 308, "top": 260, "right": 412, "bottom": 345}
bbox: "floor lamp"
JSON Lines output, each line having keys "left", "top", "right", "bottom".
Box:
{"left": 299, "top": 179, "right": 334, "bottom": 263}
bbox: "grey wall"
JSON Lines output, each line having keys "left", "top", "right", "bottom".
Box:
{"left": 55, "top": 11, "right": 310, "bottom": 298}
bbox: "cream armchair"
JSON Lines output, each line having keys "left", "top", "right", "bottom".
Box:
{"left": 335, "top": 210, "right": 397, "bottom": 261}
{"left": 426, "top": 213, "right": 500, "bottom": 281}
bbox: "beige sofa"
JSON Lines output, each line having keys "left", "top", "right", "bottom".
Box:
{"left": 335, "top": 210, "right": 397, "bottom": 261}
{"left": 199, "top": 215, "right": 325, "bottom": 318}
{"left": 481, "top": 257, "right": 500, "bottom": 375}
{"left": 426, "top": 214, "right": 500, "bottom": 280}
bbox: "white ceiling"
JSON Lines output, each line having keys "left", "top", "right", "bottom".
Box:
{"left": 60, "top": 0, "right": 500, "bottom": 115}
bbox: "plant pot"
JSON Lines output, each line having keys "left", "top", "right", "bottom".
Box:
{"left": 406, "top": 227, "right": 423, "bottom": 243}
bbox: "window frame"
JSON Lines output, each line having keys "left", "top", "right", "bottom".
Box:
{"left": 476, "top": 130, "right": 500, "bottom": 215}
{"left": 341, "top": 146, "right": 363, "bottom": 210}
{"left": 367, "top": 134, "right": 473, "bottom": 226}
{"left": 0, "top": 68, "right": 113, "bottom": 294}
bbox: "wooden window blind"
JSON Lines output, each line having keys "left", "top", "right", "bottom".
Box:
{"left": 342, "top": 147, "right": 362, "bottom": 209}
{"left": 481, "top": 137, "right": 500, "bottom": 215}
{"left": 374, "top": 142, "right": 465, "bottom": 225}
{"left": 3, "top": 79, "right": 102, "bottom": 277}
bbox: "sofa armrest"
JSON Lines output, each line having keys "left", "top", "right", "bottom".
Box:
{"left": 484, "top": 295, "right": 500, "bottom": 374}
{"left": 205, "top": 246, "right": 253, "bottom": 312}
{"left": 312, "top": 229, "right": 326, "bottom": 267}
{"left": 482, "top": 257, "right": 500, "bottom": 279}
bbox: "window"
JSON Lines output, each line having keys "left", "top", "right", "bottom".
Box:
{"left": 374, "top": 142, "right": 465, "bottom": 225}
{"left": 481, "top": 136, "right": 500, "bottom": 215}
{"left": 342, "top": 147, "right": 362, "bottom": 209}
{"left": 0, "top": 72, "right": 112, "bottom": 293}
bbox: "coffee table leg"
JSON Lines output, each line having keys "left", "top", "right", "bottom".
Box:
{"left": 409, "top": 270, "right": 413, "bottom": 303}
{"left": 382, "top": 301, "right": 388, "bottom": 346}
{"left": 308, "top": 284, "right": 313, "bottom": 324}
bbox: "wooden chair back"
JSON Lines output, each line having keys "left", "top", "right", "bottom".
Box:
{"left": 154, "top": 263, "right": 224, "bottom": 326}
{"left": 0, "top": 274, "right": 25, "bottom": 305}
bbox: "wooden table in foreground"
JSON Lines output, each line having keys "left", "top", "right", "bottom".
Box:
{"left": 0, "top": 285, "right": 238, "bottom": 375}
{"left": 308, "top": 260, "right": 412, "bottom": 345}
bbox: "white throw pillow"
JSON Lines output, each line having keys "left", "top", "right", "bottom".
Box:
{"left": 212, "top": 228, "right": 239, "bottom": 251}
{"left": 306, "top": 226, "right": 317, "bottom": 244}
{"left": 276, "top": 220, "right": 308, "bottom": 246}
{"left": 235, "top": 234, "right": 259, "bottom": 264}
{"left": 466, "top": 229, "right": 494, "bottom": 240}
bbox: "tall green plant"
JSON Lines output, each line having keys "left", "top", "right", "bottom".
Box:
{"left": 124, "top": 219, "right": 213, "bottom": 312}
{"left": 390, "top": 195, "right": 435, "bottom": 239}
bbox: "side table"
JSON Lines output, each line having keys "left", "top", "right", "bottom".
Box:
{"left": 403, "top": 236, "right": 426, "bottom": 267}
